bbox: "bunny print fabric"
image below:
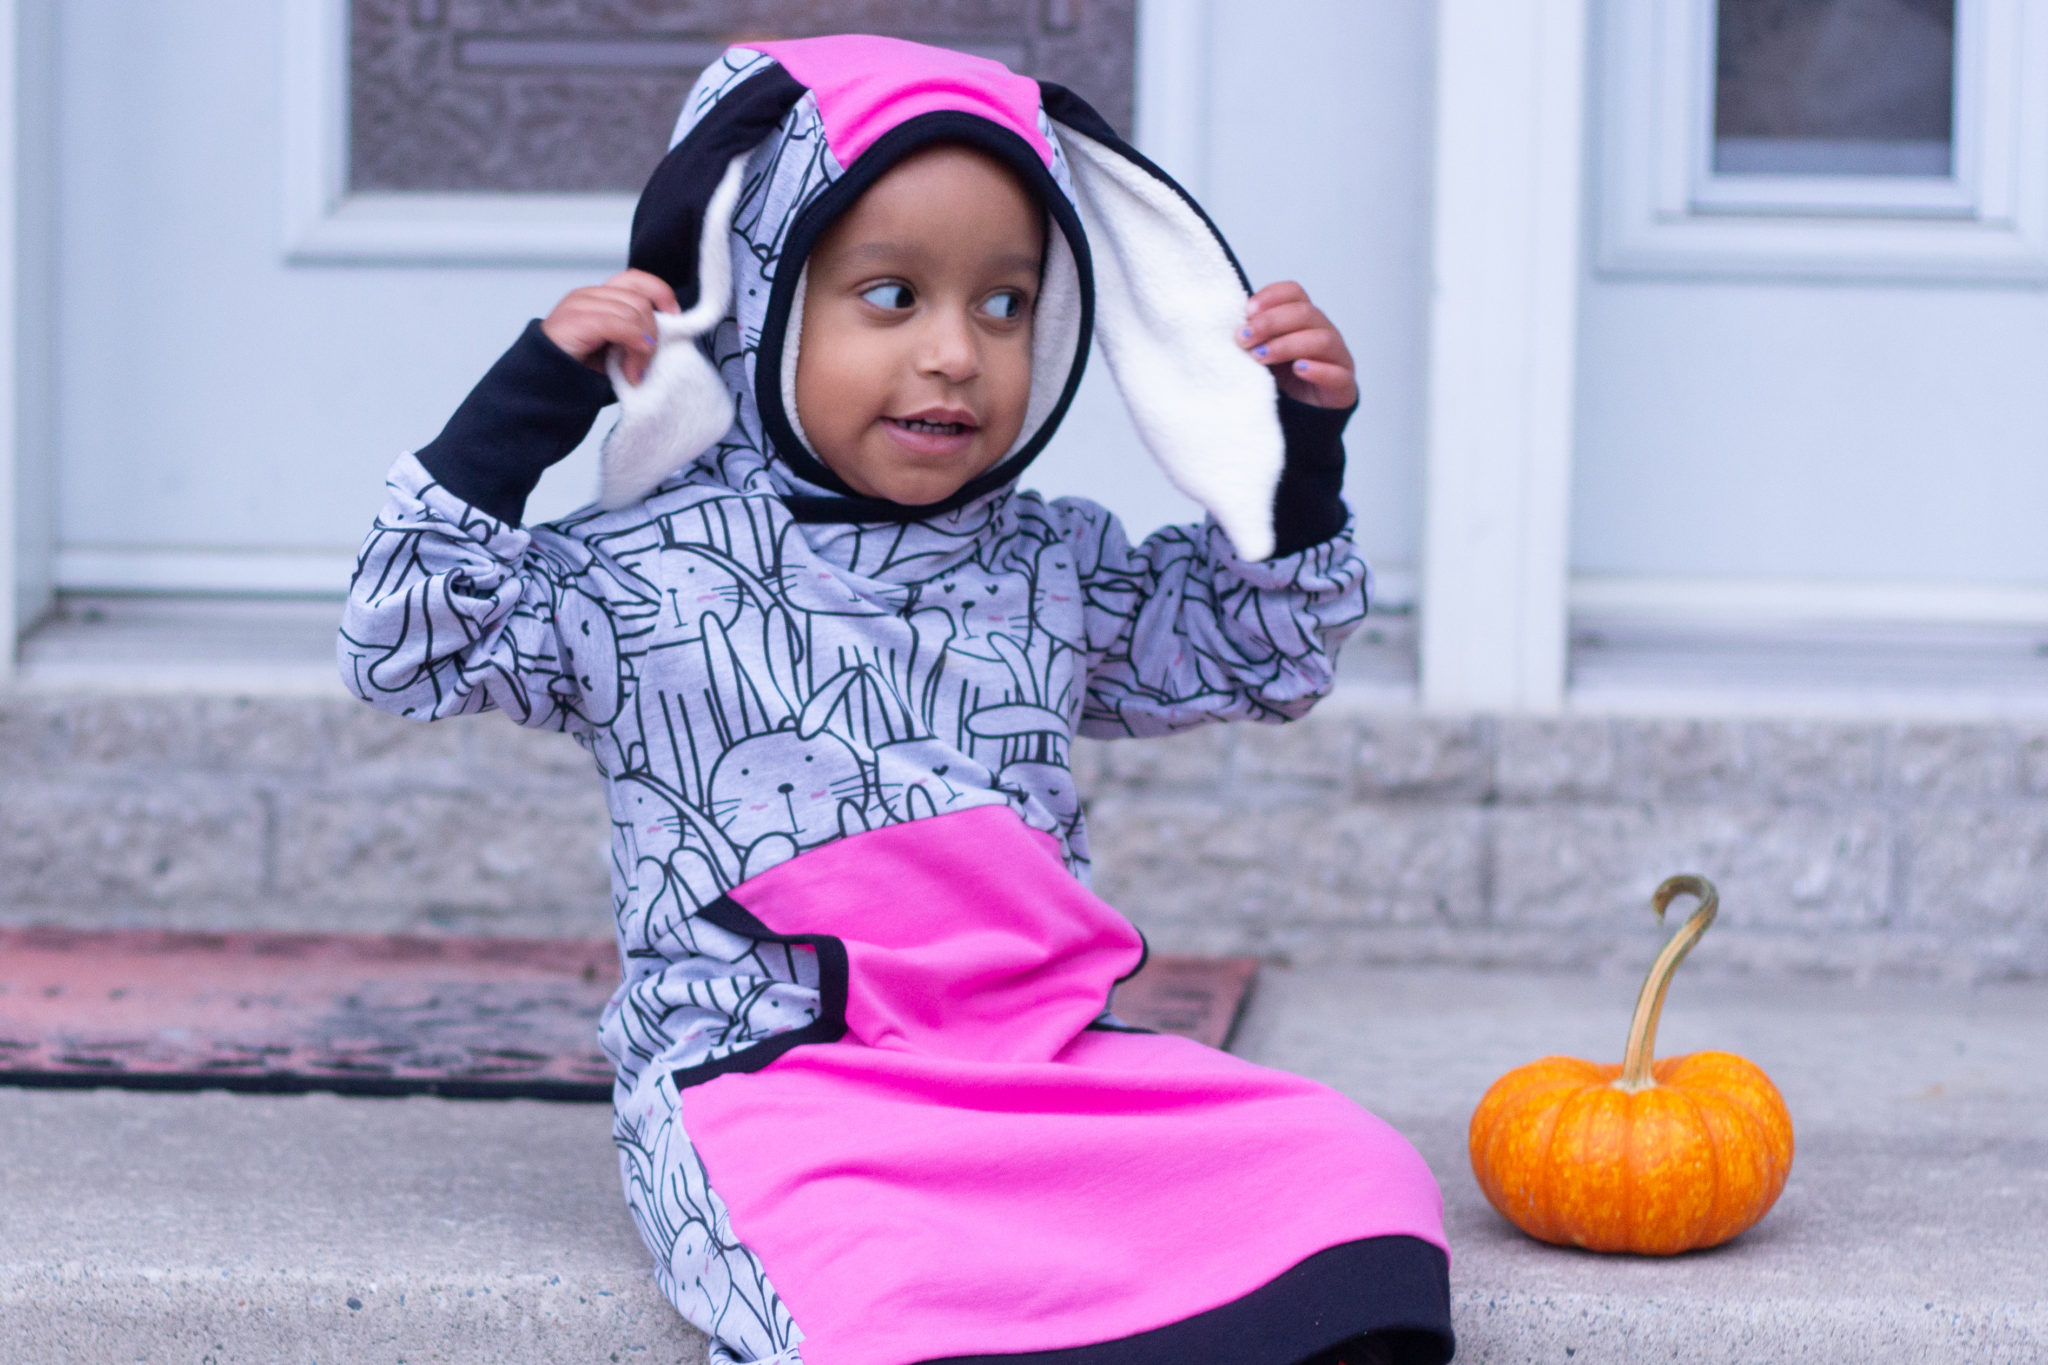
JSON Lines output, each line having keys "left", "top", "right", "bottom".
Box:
{"left": 340, "top": 36, "right": 1451, "bottom": 1365}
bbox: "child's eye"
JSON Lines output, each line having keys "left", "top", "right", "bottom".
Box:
{"left": 980, "top": 290, "right": 1027, "bottom": 321}
{"left": 860, "top": 282, "right": 914, "bottom": 310}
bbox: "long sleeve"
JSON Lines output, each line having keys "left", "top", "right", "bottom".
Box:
{"left": 1064, "top": 395, "right": 1369, "bottom": 738}
{"left": 337, "top": 325, "right": 628, "bottom": 733}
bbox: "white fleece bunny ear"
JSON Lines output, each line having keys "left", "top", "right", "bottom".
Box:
{"left": 599, "top": 154, "right": 748, "bottom": 509}
{"left": 1054, "top": 124, "right": 1284, "bottom": 561}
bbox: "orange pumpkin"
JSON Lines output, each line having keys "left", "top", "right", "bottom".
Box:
{"left": 1467, "top": 875, "right": 1794, "bottom": 1254}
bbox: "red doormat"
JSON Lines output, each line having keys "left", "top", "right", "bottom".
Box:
{"left": 0, "top": 928, "right": 1257, "bottom": 1101}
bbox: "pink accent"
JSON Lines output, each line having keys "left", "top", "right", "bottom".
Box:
{"left": 680, "top": 808, "right": 1448, "bottom": 1365}
{"left": 755, "top": 34, "right": 1054, "bottom": 170}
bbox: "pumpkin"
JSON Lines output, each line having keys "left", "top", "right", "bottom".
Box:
{"left": 1467, "top": 875, "right": 1794, "bottom": 1254}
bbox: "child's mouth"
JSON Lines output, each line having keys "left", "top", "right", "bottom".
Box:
{"left": 883, "top": 414, "right": 979, "bottom": 455}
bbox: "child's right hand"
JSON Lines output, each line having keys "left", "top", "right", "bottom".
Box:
{"left": 540, "top": 269, "right": 679, "bottom": 385}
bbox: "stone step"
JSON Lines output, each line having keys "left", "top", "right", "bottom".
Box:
{"left": 7, "top": 690, "right": 2048, "bottom": 978}
{"left": 4, "top": 965, "right": 2041, "bottom": 1363}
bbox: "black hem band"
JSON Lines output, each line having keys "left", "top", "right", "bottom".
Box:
{"left": 923, "top": 1236, "right": 1453, "bottom": 1365}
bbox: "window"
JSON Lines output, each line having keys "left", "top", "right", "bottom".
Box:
{"left": 1596, "top": 0, "right": 2048, "bottom": 280}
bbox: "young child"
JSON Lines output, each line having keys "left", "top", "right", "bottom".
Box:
{"left": 341, "top": 35, "right": 1451, "bottom": 1365}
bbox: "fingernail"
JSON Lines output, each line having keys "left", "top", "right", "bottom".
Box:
{"left": 1239, "top": 327, "right": 1253, "bottom": 341}
{"left": 1293, "top": 360, "right": 1309, "bottom": 373}
{"left": 1254, "top": 345, "right": 1268, "bottom": 359}
{"left": 642, "top": 333, "right": 656, "bottom": 346}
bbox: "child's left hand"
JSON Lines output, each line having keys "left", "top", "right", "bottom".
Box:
{"left": 1237, "top": 281, "right": 1358, "bottom": 410}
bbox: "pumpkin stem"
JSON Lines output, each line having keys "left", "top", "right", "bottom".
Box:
{"left": 1615, "top": 875, "right": 1719, "bottom": 1092}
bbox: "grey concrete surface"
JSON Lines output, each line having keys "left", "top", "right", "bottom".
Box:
{"left": 7, "top": 691, "right": 2048, "bottom": 978}
{"left": 4, "top": 964, "right": 2042, "bottom": 1363}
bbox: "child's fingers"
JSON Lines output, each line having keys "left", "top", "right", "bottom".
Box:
{"left": 1278, "top": 358, "right": 1359, "bottom": 408}
{"left": 1243, "top": 323, "right": 1352, "bottom": 373}
{"left": 606, "top": 268, "right": 681, "bottom": 314}
{"left": 1238, "top": 301, "right": 1324, "bottom": 352}
{"left": 1246, "top": 280, "right": 1309, "bottom": 317}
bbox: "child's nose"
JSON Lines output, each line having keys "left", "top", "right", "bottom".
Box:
{"left": 916, "top": 310, "right": 982, "bottom": 382}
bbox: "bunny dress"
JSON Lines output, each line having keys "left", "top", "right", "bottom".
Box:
{"left": 340, "top": 36, "right": 1451, "bottom": 1365}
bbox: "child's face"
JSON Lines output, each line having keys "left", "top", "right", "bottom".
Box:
{"left": 794, "top": 144, "right": 1044, "bottom": 506}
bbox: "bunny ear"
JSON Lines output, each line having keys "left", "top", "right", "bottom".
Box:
{"left": 1043, "top": 87, "right": 1285, "bottom": 562}
{"left": 599, "top": 153, "right": 748, "bottom": 510}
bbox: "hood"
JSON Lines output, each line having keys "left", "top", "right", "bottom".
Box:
{"left": 599, "top": 34, "right": 1289, "bottom": 562}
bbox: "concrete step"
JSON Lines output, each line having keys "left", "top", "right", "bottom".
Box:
{"left": 4, "top": 964, "right": 2042, "bottom": 1363}
{"left": 8, "top": 688, "right": 2048, "bottom": 980}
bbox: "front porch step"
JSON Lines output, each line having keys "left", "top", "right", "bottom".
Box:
{"left": 5, "top": 964, "right": 2041, "bottom": 1363}
{"left": 6, "top": 691, "right": 2048, "bottom": 981}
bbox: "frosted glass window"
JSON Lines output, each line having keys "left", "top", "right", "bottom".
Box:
{"left": 1713, "top": 0, "right": 1955, "bottom": 176}
{"left": 349, "top": 0, "right": 1135, "bottom": 195}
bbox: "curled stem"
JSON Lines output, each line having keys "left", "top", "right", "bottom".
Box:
{"left": 1614, "top": 874, "right": 1719, "bottom": 1092}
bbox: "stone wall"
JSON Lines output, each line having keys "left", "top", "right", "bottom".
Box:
{"left": 4, "top": 694, "right": 2045, "bottom": 980}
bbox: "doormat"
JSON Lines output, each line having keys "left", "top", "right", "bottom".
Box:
{"left": 0, "top": 927, "right": 1258, "bottom": 1101}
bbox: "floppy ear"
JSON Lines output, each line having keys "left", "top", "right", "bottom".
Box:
{"left": 598, "top": 58, "right": 807, "bottom": 509}
{"left": 599, "top": 154, "right": 746, "bottom": 509}
{"left": 1051, "top": 118, "right": 1284, "bottom": 562}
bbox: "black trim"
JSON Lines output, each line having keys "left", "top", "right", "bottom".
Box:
{"left": 414, "top": 319, "right": 618, "bottom": 526}
{"left": 755, "top": 112, "right": 1096, "bottom": 525}
{"left": 923, "top": 1236, "right": 1453, "bottom": 1365}
{"left": 628, "top": 65, "right": 809, "bottom": 306}
{"left": 1037, "top": 81, "right": 1254, "bottom": 294}
{"left": 662, "top": 894, "right": 851, "bottom": 1089}
{"left": 1271, "top": 395, "right": 1354, "bottom": 558}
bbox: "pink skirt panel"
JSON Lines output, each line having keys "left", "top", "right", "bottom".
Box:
{"left": 679, "top": 807, "right": 1448, "bottom": 1365}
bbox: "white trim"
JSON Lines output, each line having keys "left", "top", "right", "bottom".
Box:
{"left": 1572, "top": 575, "right": 2048, "bottom": 628}
{"left": 1, "top": 0, "right": 56, "bottom": 675}
{"left": 1419, "top": 0, "right": 1588, "bottom": 714}
{"left": 1597, "top": 0, "right": 2048, "bottom": 282}
{"left": 1133, "top": 0, "right": 1211, "bottom": 197}
{"left": 280, "top": 0, "right": 634, "bottom": 266}
{"left": 56, "top": 547, "right": 355, "bottom": 597}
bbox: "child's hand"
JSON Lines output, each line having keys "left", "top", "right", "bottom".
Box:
{"left": 540, "top": 269, "right": 680, "bottom": 385}
{"left": 1237, "top": 281, "right": 1358, "bottom": 410}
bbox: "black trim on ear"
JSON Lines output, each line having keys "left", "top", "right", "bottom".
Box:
{"left": 754, "top": 111, "right": 1096, "bottom": 525}
{"left": 1036, "top": 80, "right": 1253, "bottom": 294}
{"left": 627, "top": 64, "right": 807, "bottom": 307}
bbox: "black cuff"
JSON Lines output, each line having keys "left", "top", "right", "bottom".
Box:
{"left": 414, "top": 319, "right": 617, "bottom": 526}
{"left": 1270, "top": 394, "right": 1353, "bottom": 557}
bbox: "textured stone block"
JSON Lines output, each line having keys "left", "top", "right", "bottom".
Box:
{"left": 0, "top": 699, "right": 63, "bottom": 769}
{"left": 1495, "top": 718, "right": 1613, "bottom": 800}
{"left": 1903, "top": 809, "right": 2048, "bottom": 931}
{"left": 465, "top": 715, "right": 603, "bottom": 783}
{"left": 1610, "top": 719, "right": 1748, "bottom": 800}
{"left": 1086, "top": 724, "right": 1235, "bottom": 791}
{"left": 0, "top": 779, "right": 266, "bottom": 909}
{"left": 1350, "top": 717, "right": 1492, "bottom": 799}
{"left": 274, "top": 789, "right": 611, "bottom": 922}
{"left": 1745, "top": 721, "right": 1884, "bottom": 800}
{"left": 1888, "top": 724, "right": 2018, "bottom": 798}
{"left": 2018, "top": 726, "right": 2048, "bottom": 796}
{"left": 1086, "top": 796, "right": 1487, "bottom": 931}
{"left": 325, "top": 698, "right": 468, "bottom": 782}
{"left": 1492, "top": 804, "right": 1891, "bottom": 932}
{"left": 1234, "top": 715, "right": 1352, "bottom": 790}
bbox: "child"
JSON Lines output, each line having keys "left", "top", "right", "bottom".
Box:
{"left": 341, "top": 35, "right": 1451, "bottom": 1365}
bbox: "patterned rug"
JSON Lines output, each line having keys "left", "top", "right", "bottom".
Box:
{"left": 0, "top": 927, "right": 1257, "bottom": 1100}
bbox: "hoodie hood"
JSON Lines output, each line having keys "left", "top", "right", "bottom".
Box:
{"left": 601, "top": 34, "right": 1291, "bottom": 561}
